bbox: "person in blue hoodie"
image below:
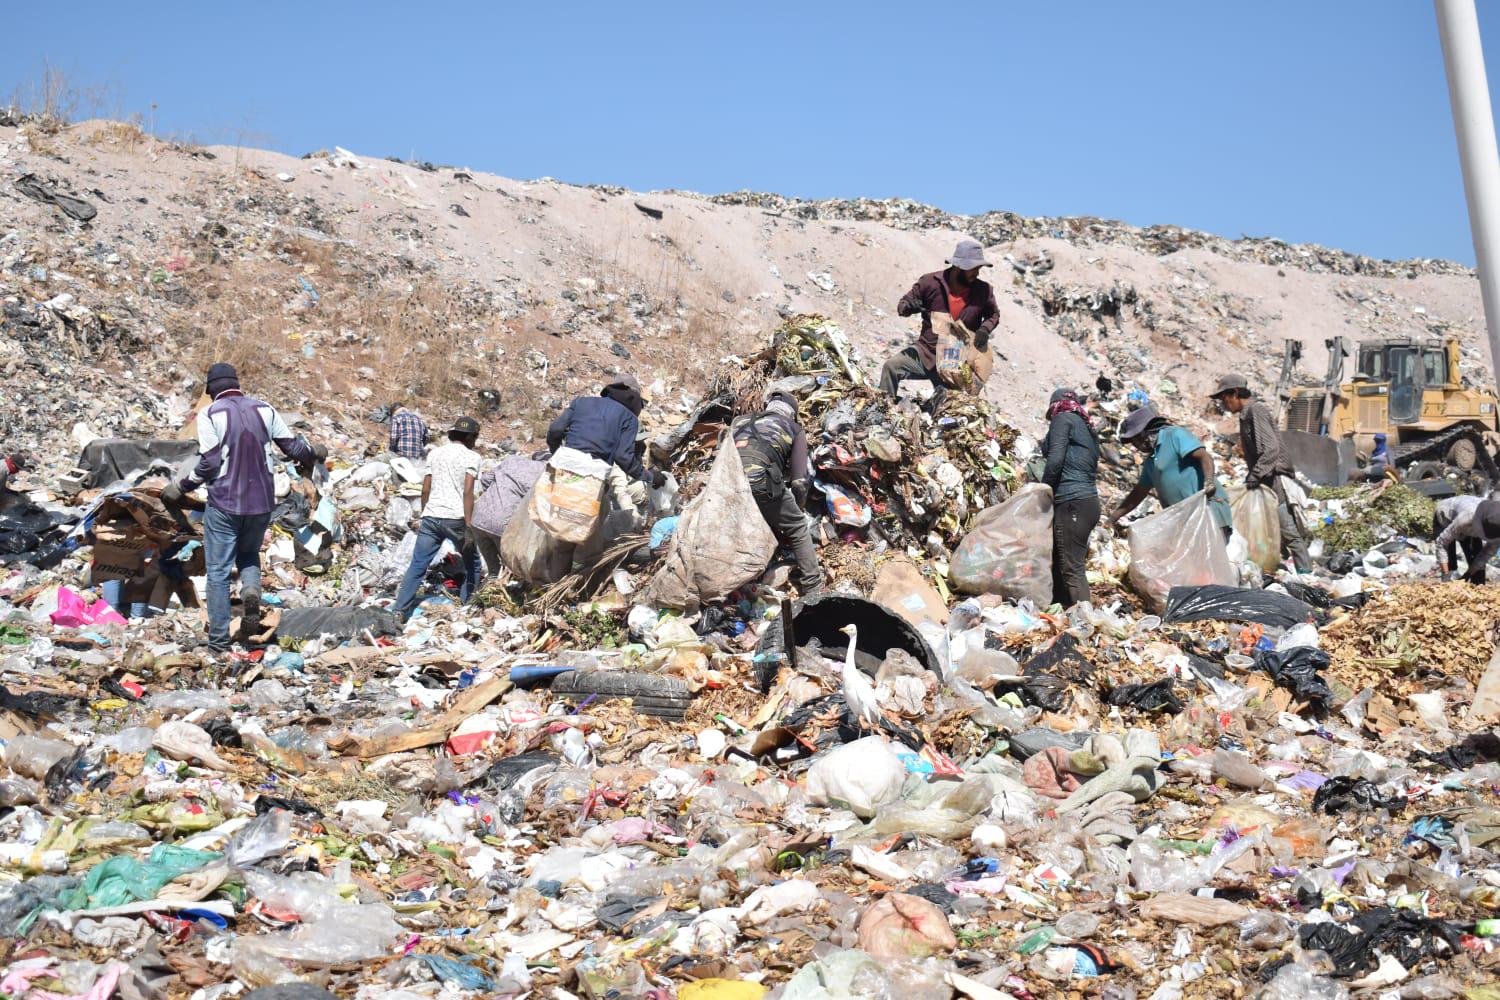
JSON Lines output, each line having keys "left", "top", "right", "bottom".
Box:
{"left": 547, "top": 375, "right": 664, "bottom": 496}
{"left": 162, "top": 363, "right": 319, "bottom": 653}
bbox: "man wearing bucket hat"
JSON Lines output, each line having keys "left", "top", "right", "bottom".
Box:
{"left": 880, "top": 239, "right": 1000, "bottom": 397}
{"left": 1209, "top": 373, "right": 1312, "bottom": 572}
{"left": 1434, "top": 496, "right": 1500, "bottom": 583}
{"left": 1108, "top": 404, "right": 1233, "bottom": 540}
{"left": 393, "top": 416, "right": 483, "bottom": 620}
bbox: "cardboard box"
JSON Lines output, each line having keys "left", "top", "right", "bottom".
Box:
{"left": 89, "top": 523, "right": 158, "bottom": 583}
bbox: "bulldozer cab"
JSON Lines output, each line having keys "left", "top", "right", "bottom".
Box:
{"left": 1351, "top": 340, "right": 1453, "bottom": 425}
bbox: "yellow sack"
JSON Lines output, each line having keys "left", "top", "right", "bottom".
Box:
{"left": 530, "top": 446, "right": 609, "bottom": 543}
{"left": 1226, "top": 484, "right": 1281, "bottom": 572}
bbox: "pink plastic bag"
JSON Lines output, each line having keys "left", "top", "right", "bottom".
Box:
{"left": 50, "top": 587, "right": 128, "bottom": 629}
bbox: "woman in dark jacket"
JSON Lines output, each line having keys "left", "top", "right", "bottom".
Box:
{"left": 1040, "top": 388, "right": 1100, "bottom": 607}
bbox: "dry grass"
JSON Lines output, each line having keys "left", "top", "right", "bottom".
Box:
{"left": 85, "top": 118, "right": 147, "bottom": 154}
{"left": 9, "top": 62, "right": 77, "bottom": 133}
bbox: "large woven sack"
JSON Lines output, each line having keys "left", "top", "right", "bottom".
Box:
{"left": 644, "top": 440, "right": 777, "bottom": 611}
{"left": 530, "top": 447, "right": 609, "bottom": 543}
{"left": 1128, "top": 492, "right": 1236, "bottom": 613}
{"left": 502, "top": 484, "right": 572, "bottom": 585}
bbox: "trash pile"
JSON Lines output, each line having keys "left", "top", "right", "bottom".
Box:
{"left": 1311, "top": 483, "right": 1436, "bottom": 554}
{"left": 650, "top": 315, "right": 1021, "bottom": 556}
{"left": 701, "top": 191, "right": 1473, "bottom": 279}
{"left": 0, "top": 356, "right": 1493, "bottom": 1000}
{"left": 6, "top": 118, "right": 1500, "bottom": 1000}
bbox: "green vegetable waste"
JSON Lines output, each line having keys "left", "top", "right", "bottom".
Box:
{"left": 1312, "top": 483, "right": 1434, "bottom": 552}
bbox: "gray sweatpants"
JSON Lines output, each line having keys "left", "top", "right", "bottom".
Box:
{"left": 751, "top": 484, "right": 823, "bottom": 592}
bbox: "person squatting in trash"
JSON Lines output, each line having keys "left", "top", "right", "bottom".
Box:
{"left": 1433, "top": 495, "right": 1500, "bottom": 583}
{"left": 1209, "top": 373, "right": 1313, "bottom": 573}
{"left": 162, "top": 363, "right": 320, "bottom": 653}
{"left": 1039, "top": 388, "right": 1100, "bottom": 608}
{"left": 880, "top": 239, "right": 1000, "bottom": 397}
{"left": 393, "top": 417, "right": 484, "bottom": 619}
{"left": 387, "top": 402, "right": 430, "bottom": 460}
{"left": 547, "top": 375, "right": 666, "bottom": 518}
{"left": 732, "top": 391, "right": 824, "bottom": 594}
{"left": 1109, "top": 404, "right": 1232, "bottom": 541}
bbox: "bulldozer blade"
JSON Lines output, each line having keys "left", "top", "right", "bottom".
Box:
{"left": 1281, "top": 430, "right": 1351, "bottom": 486}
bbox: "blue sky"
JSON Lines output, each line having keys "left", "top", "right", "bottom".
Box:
{"left": 6, "top": 1, "right": 1499, "bottom": 264}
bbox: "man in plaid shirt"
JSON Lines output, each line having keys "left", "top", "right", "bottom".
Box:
{"left": 388, "top": 404, "right": 429, "bottom": 460}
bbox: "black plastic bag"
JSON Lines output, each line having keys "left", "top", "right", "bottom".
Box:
{"left": 1297, "top": 908, "right": 1461, "bottom": 976}
{"left": 1312, "top": 775, "right": 1407, "bottom": 815}
{"left": 1021, "top": 633, "right": 1094, "bottom": 685}
{"left": 1254, "top": 646, "right": 1335, "bottom": 715}
{"left": 1164, "top": 585, "right": 1315, "bottom": 629}
{"left": 1414, "top": 732, "right": 1500, "bottom": 771}
{"left": 1105, "top": 677, "right": 1185, "bottom": 714}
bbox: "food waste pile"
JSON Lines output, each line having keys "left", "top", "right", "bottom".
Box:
{"left": 0, "top": 326, "right": 1496, "bottom": 1000}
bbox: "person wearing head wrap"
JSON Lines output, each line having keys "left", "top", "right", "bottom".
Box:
{"left": 1040, "top": 389, "right": 1100, "bottom": 607}
{"left": 160, "top": 363, "right": 319, "bottom": 653}
{"left": 1109, "top": 404, "right": 1232, "bottom": 541}
{"left": 731, "top": 391, "right": 823, "bottom": 594}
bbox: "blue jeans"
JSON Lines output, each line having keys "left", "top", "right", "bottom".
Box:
{"left": 203, "top": 505, "right": 272, "bottom": 649}
{"left": 394, "top": 517, "right": 480, "bottom": 619}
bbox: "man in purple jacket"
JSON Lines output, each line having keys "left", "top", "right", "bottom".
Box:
{"left": 879, "top": 239, "right": 1000, "bottom": 397}
{"left": 162, "top": 363, "right": 319, "bottom": 653}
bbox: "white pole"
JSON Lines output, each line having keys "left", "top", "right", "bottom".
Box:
{"left": 1436, "top": 0, "right": 1500, "bottom": 390}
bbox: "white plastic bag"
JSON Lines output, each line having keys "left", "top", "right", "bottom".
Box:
{"left": 1226, "top": 485, "right": 1281, "bottom": 572}
{"left": 643, "top": 439, "right": 777, "bottom": 611}
{"left": 1127, "top": 492, "right": 1236, "bottom": 613}
{"left": 950, "top": 483, "right": 1054, "bottom": 604}
{"left": 805, "top": 735, "right": 905, "bottom": 819}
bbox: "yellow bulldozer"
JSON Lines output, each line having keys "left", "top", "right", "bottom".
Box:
{"left": 1277, "top": 335, "right": 1500, "bottom": 492}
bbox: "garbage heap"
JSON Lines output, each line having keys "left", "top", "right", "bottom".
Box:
{"left": 649, "top": 314, "right": 1021, "bottom": 558}
{"left": 0, "top": 555, "right": 1496, "bottom": 998}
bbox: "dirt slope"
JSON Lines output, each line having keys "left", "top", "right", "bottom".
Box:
{"left": 0, "top": 116, "right": 1488, "bottom": 454}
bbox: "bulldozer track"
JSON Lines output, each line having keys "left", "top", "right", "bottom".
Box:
{"left": 1389, "top": 424, "right": 1500, "bottom": 481}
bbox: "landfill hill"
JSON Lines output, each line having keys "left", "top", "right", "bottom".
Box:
{"left": 0, "top": 115, "right": 1490, "bottom": 453}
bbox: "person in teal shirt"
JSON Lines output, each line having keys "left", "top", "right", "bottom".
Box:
{"left": 1108, "top": 405, "right": 1232, "bottom": 538}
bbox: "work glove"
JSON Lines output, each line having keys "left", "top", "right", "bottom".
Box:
{"left": 974, "top": 330, "right": 990, "bottom": 351}
{"left": 645, "top": 468, "right": 667, "bottom": 490}
{"left": 312, "top": 443, "right": 329, "bottom": 464}
{"left": 5, "top": 453, "right": 30, "bottom": 473}
{"left": 160, "top": 481, "right": 186, "bottom": 505}
{"left": 791, "top": 479, "right": 810, "bottom": 507}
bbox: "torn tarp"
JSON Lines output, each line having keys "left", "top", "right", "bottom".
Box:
{"left": 274, "top": 606, "right": 401, "bottom": 642}
{"left": 78, "top": 439, "right": 199, "bottom": 490}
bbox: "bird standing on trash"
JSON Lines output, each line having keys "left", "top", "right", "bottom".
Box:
{"left": 838, "top": 624, "right": 885, "bottom": 731}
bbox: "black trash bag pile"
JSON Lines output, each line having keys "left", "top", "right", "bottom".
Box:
{"left": 1312, "top": 775, "right": 1408, "bottom": 815}
{"left": 1254, "top": 646, "right": 1335, "bottom": 715}
{"left": 1297, "top": 908, "right": 1462, "bottom": 977}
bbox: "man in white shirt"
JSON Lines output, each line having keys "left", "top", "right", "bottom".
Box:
{"left": 1435, "top": 495, "right": 1500, "bottom": 583}
{"left": 393, "top": 416, "right": 482, "bottom": 619}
